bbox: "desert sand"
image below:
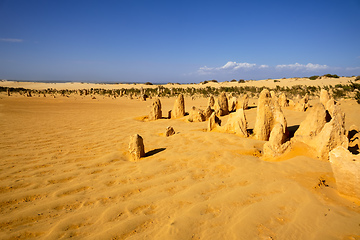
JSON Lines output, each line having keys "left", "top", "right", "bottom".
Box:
{"left": 0, "top": 78, "right": 360, "bottom": 239}
{"left": 0, "top": 76, "right": 355, "bottom": 90}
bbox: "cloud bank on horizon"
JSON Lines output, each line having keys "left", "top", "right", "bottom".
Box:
{"left": 191, "top": 61, "right": 355, "bottom": 81}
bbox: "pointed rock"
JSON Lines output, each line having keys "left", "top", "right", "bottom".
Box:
{"left": 278, "top": 93, "right": 289, "bottom": 108}
{"left": 129, "top": 134, "right": 145, "bottom": 161}
{"left": 228, "top": 96, "right": 237, "bottom": 112}
{"left": 294, "top": 103, "right": 328, "bottom": 141}
{"left": 222, "top": 109, "right": 248, "bottom": 137}
{"left": 208, "top": 112, "right": 221, "bottom": 131}
{"left": 149, "top": 98, "right": 162, "bottom": 120}
{"left": 254, "top": 89, "right": 275, "bottom": 141}
{"left": 203, "top": 106, "right": 214, "bottom": 120}
{"left": 263, "top": 123, "right": 291, "bottom": 158}
{"left": 238, "top": 94, "right": 249, "bottom": 110}
{"left": 171, "top": 94, "right": 185, "bottom": 118}
{"left": 320, "top": 89, "right": 331, "bottom": 106}
{"left": 208, "top": 96, "right": 215, "bottom": 108}
{"left": 315, "top": 105, "right": 348, "bottom": 160}
{"left": 294, "top": 94, "right": 309, "bottom": 112}
{"left": 189, "top": 107, "right": 206, "bottom": 122}
{"left": 214, "top": 92, "right": 229, "bottom": 116}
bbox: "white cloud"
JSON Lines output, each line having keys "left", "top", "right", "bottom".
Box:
{"left": 276, "top": 62, "right": 328, "bottom": 71}
{"left": 346, "top": 66, "right": 360, "bottom": 71}
{"left": 218, "top": 61, "right": 256, "bottom": 70}
{"left": 0, "top": 38, "right": 23, "bottom": 42}
{"left": 197, "top": 61, "right": 258, "bottom": 75}
{"left": 192, "top": 61, "right": 359, "bottom": 81}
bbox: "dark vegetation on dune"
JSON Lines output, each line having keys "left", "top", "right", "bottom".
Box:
{"left": 1, "top": 76, "right": 360, "bottom": 104}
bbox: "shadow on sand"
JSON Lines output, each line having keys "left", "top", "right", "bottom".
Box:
{"left": 145, "top": 148, "right": 166, "bottom": 157}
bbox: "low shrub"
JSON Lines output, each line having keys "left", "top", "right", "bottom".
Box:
{"left": 309, "top": 75, "right": 319, "bottom": 80}
{"left": 356, "top": 92, "right": 360, "bottom": 104}
{"left": 323, "top": 74, "right": 339, "bottom": 78}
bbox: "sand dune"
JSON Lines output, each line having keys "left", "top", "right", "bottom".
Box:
{"left": 0, "top": 76, "right": 355, "bottom": 91}
{"left": 0, "top": 86, "right": 360, "bottom": 239}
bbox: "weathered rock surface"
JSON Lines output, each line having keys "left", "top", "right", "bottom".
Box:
{"left": 214, "top": 92, "right": 229, "bottom": 116}
{"left": 348, "top": 125, "right": 360, "bottom": 154}
{"left": 254, "top": 89, "right": 287, "bottom": 141}
{"left": 222, "top": 108, "right": 248, "bottom": 137}
{"left": 325, "top": 99, "right": 336, "bottom": 117}
{"left": 263, "top": 123, "right": 291, "bottom": 157}
{"left": 189, "top": 107, "right": 206, "bottom": 122}
{"left": 329, "top": 146, "right": 360, "bottom": 199}
{"left": 208, "top": 112, "right": 221, "bottom": 131}
{"left": 294, "top": 103, "right": 328, "bottom": 141}
{"left": 237, "top": 94, "right": 249, "bottom": 110}
{"left": 129, "top": 134, "right": 145, "bottom": 160}
{"left": 278, "top": 93, "right": 289, "bottom": 108}
{"left": 294, "top": 103, "right": 348, "bottom": 160}
{"left": 208, "top": 96, "right": 215, "bottom": 108}
{"left": 320, "top": 89, "right": 331, "bottom": 106}
{"left": 254, "top": 89, "right": 274, "bottom": 140}
{"left": 315, "top": 105, "right": 348, "bottom": 160}
{"left": 203, "top": 106, "right": 214, "bottom": 120}
{"left": 228, "top": 97, "right": 237, "bottom": 112}
{"left": 171, "top": 94, "right": 185, "bottom": 118}
{"left": 294, "top": 94, "right": 309, "bottom": 112}
{"left": 165, "top": 126, "right": 175, "bottom": 137}
{"left": 149, "top": 98, "right": 162, "bottom": 120}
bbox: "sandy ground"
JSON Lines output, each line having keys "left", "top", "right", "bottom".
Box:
{"left": 0, "top": 76, "right": 356, "bottom": 90}
{"left": 0, "top": 81, "right": 360, "bottom": 239}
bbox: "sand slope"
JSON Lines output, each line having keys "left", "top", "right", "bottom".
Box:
{"left": 0, "top": 94, "right": 360, "bottom": 239}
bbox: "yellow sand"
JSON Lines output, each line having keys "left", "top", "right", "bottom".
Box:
{"left": 0, "top": 80, "right": 360, "bottom": 239}
{"left": 0, "top": 76, "right": 355, "bottom": 90}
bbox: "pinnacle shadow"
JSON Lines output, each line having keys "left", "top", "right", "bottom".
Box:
{"left": 145, "top": 148, "right": 166, "bottom": 157}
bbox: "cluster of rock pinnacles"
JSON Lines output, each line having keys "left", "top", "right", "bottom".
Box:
{"left": 129, "top": 90, "right": 359, "bottom": 198}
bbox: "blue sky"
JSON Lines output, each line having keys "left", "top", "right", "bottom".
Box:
{"left": 0, "top": 0, "right": 359, "bottom": 83}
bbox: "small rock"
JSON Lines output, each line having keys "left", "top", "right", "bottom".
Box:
{"left": 165, "top": 126, "right": 175, "bottom": 137}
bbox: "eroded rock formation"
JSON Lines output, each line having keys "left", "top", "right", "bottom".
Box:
{"left": 214, "top": 92, "right": 229, "bottom": 116}
{"left": 149, "top": 98, "right": 162, "bottom": 120}
{"left": 263, "top": 123, "right": 291, "bottom": 158}
{"left": 254, "top": 89, "right": 287, "bottom": 141}
{"left": 129, "top": 134, "right": 145, "bottom": 161}
{"left": 329, "top": 146, "right": 360, "bottom": 199}
{"left": 171, "top": 94, "right": 185, "bottom": 118}
{"left": 189, "top": 107, "right": 206, "bottom": 122}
